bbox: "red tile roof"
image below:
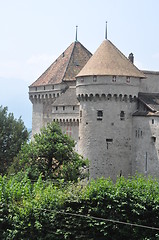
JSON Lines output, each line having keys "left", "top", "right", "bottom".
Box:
{"left": 30, "top": 41, "right": 92, "bottom": 87}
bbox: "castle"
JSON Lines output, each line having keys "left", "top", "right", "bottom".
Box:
{"left": 29, "top": 35, "right": 159, "bottom": 181}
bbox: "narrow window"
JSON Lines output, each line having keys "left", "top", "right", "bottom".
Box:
{"left": 44, "top": 86, "right": 45, "bottom": 90}
{"left": 135, "top": 130, "right": 138, "bottom": 137}
{"left": 145, "top": 152, "right": 148, "bottom": 173}
{"left": 120, "top": 111, "right": 125, "bottom": 120}
{"left": 93, "top": 75, "right": 97, "bottom": 82}
{"left": 52, "top": 85, "right": 54, "bottom": 89}
{"left": 152, "top": 119, "right": 154, "bottom": 124}
{"left": 152, "top": 136, "right": 156, "bottom": 143}
{"left": 56, "top": 106, "right": 58, "bottom": 111}
{"left": 80, "top": 110, "right": 82, "bottom": 118}
{"left": 106, "top": 139, "right": 113, "bottom": 149}
{"left": 57, "top": 93, "right": 59, "bottom": 97}
{"left": 63, "top": 106, "right": 65, "bottom": 111}
{"left": 66, "top": 126, "right": 72, "bottom": 136}
{"left": 73, "top": 106, "right": 75, "bottom": 110}
{"left": 112, "top": 76, "right": 116, "bottom": 82}
{"left": 126, "top": 76, "right": 130, "bottom": 83}
{"left": 97, "top": 110, "right": 103, "bottom": 121}
{"left": 81, "top": 77, "right": 84, "bottom": 83}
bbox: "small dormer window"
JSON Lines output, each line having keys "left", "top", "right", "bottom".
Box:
{"left": 126, "top": 77, "right": 130, "bottom": 83}
{"left": 93, "top": 75, "right": 97, "bottom": 82}
{"left": 112, "top": 76, "right": 116, "bottom": 82}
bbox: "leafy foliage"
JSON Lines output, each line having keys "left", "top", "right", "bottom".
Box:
{"left": 0, "top": 105, "right": 28, "bottom": 174}
{"left": 10, "top": 122, "right": 88, "bottom": 182}
{"left": 1, "top": 174, "right": 159, "bottom": 239}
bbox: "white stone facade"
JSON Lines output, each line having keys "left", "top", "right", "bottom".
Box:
{"left": 29, "top": 39, "right": 159, "bottom": 180}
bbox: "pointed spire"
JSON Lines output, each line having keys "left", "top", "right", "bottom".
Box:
{"left": 105, "top": 21, "right": 107, "bottom": 40}
{"left": 75, "top": 25, "right": 78, "bottom": 42}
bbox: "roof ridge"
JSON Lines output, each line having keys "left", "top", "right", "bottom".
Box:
{"left": 30, "top": 42, "right": 75, "bottom": 87}
{"left": 62, "top": 41, "right": 76, "bottom": 81}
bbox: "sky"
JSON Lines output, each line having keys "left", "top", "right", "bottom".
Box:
{"left": 1, "top": 0, "right": 159, "bottom": 129}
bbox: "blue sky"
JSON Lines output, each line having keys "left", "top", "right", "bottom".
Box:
{"left": 0, "top": 0, "right": 159, "bottom": 128}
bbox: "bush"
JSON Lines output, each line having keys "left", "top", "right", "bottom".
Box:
{"left": 1, "top": 174, "right": 159, "bottom": 239}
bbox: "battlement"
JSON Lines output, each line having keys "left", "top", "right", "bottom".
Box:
{"left": 77, "top": 93, "right": 137, "bottom": 102}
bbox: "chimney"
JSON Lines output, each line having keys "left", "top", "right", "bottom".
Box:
{"left": 128, "top": 53, "right": 134, "bottom": 64}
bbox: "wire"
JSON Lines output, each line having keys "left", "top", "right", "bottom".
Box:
{"left": 39, "top": 208, "right": 159, "bottom": 231}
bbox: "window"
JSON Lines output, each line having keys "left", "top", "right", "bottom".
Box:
{"left": 135, "top": 130, "right": 138, "bottom": 137}
{"left": 44, "top": 86, "right": 45, "bottom": 90}
{"left": 80, "top": 110, "right": 82, "bottom": 118}
{"left": 97, "top": 110, "right": 103, "bottom": 121}
{"left": 106, "top": 139, "right": 113, "bottom": 149}
{"left": 151, "top": 136, "right": 156, "bottom": 143}
{"left": 145, "top": 152, "right": 148, "bottom": 173}
{"left": 112, "top": 76, "right": 116, "bottom": 82}
{"left": 93, "top": 75, "right": 97, "bottom": 82}
{"left": 63, "top": 106, "right": 65, "bottom": 111}
{"left": 126, "top": 76, "right": 130, "bottom": 83}
{"left": 120, "top": 111, "right": 125, "bottom": 120}
{"left": 152, "top": 119, "right": 155, "bottom": 124}
{"left": 73, "top": 106, "right": 75, "bottom": 110}
{"left": 56, "top": 106, "right": 58, "bottom": 111}
{"left": 66, "top": 126, "right": 72, "bottom": 136}
{"left": 106, "top": 139, "right": 113, "bottom": 143}
{"left": 52, "top": 85, "right": 54, "bottom": 89}
{"left": 81, "top": 77, "right": 84, "bottom": 83}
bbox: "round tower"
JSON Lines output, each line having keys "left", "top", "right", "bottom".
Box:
{"left": 76, "top": 39, "right": 145, "bottom": 181}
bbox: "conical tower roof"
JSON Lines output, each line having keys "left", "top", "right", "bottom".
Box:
{"left": 30, "top": 41, "right": 92, "bottom": 87}
{"left": 77, "top": 39, "right": 145, "bottom": 78}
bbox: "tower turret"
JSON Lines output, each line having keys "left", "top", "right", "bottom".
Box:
{"left": 29, "top": 40, "right": 92, "bottom": 137}
{"left": 76, "top": 39, "right": 145, "bottom": 181}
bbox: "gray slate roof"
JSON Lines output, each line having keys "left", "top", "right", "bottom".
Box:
{"left": 138, "top": 93, "right": 159, "bottom": 112}
{"left": 52, "top": 87, "right": 79, "bottom": 106}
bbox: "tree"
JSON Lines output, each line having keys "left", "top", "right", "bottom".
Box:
{"left": 0, "top": 106, "right": 29, "bottom": 174}
{"left": 11, "top": 122, "right": 88, "bottom": 181}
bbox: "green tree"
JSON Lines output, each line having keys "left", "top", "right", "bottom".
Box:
{"left": 0, "top": 106, "right": 28, "bottom": 174}
{"left": 11, "top": 122, "right": 88, "bottom": 181}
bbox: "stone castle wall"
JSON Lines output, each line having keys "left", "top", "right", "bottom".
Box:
{"left": 77, "top": 75, "right": 141, "bottom": 181}
{"left": 132, "top": 116, "right": 159, "bottom": 178}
